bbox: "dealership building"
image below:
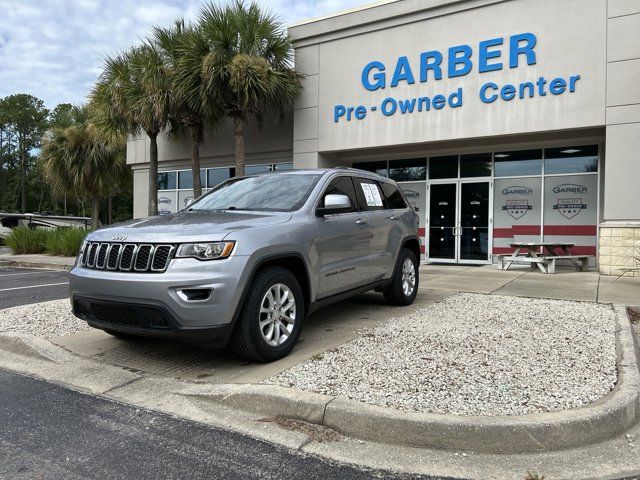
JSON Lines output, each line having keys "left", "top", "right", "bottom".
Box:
{"left": 126, "top": 0, "right": 640, "bottom": 274}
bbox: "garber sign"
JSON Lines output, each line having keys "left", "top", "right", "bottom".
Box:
{"left": 333, "top": 33, "right": 581, "bottom": 123}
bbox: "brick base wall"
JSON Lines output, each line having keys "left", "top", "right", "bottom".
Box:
{"left": 599, "top": 224, "right": 640, "bottom": 276}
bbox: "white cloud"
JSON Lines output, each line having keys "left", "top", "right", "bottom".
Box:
{"left": 0, "top": 0, "right": 368, "bottom": 109}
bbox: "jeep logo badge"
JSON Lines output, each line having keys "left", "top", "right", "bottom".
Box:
{"left": 112, "top": 234, "right": 128, "bottom": 241}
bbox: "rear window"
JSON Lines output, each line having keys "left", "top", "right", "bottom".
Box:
{"left": 381, "top": 183, "right": 407, "bottom": 209}
{"left": 355, "top": 178, "right": 386, "bottom": 211}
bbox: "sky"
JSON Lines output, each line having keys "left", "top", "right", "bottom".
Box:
{"left": 0, "top": 0, "right": 369, "bottom": 110}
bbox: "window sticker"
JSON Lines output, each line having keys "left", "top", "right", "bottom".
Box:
{"left": 361, "top": 183, "right": 383, "bottom": 207}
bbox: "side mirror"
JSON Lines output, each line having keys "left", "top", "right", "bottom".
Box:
{"left": 317, "top": 194, "right": 352, "bottom": 216}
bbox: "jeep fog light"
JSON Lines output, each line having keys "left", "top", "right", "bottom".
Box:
{"left": 175, "top": 242, "right": 235, "bottom": 260}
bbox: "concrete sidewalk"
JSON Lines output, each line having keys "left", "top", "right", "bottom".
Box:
{"left": 422, "top": 264, "right": 640, "bottom": 305}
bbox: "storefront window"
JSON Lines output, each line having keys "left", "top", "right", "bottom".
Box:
{"left": 353, "top": 160, "right": 388, "bottom": 177}
{"left": 494, "top": 149, "right": 542, "bottom": 177}
{"left": 544, "top": 145, "right": 598, "bottom": 174}
{"left": 207, "top": 167, "right": 233, "bottom": 188}
{"left": 246, "top": 164, "right": 271, "bottom": 174}
{"left": 429, "top": 155, "right": 458, "bottom": 179}
{"left": 274, "top": 162, "right": 293, "bottom": 170}
{"left": 178, "top": 170, "right": 205, "bottom": 189}
{"left": 460, "top": 153, "right": 491, "bottom": 178}
{"left": 157, "top": 171, "right": 176, "bottom": 190}
{"left": 388, "top": 158, "right": 426, "bottom": 181}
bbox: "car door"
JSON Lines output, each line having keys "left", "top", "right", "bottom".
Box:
{"left": 353, "top": 177, "right": 398, "bottom": 280}
{"left": 314, "top": 175, "right": 373, "bottom": 298}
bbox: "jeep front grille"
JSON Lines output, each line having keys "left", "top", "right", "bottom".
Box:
{"left": 80, "top": 242, "right": 175, "bottom": 273}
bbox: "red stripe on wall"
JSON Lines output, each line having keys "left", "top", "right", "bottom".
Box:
{"left": 418, "top": 228, "right": 425, "bottom": 236}
{"left": 492, "top": 246, "right": 516, "bottom": 254}
{"left": 567, "top": 246, "right": 597, "bottom": 255}
{"left": 512, "top": 225, "right": 542, "bottom": 236}
{"left": 493, "top": 228, "right": 513, "bottom": 239}
{"left": 421, "top": 245, "right": 426, "bottom": 254}
{"left": 544, "top": 225, "right": 597, "bottom": 236}
{"left": 493, "top": 225, "right": 541, "bottom": 238}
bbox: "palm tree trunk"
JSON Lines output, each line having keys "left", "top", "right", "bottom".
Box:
{"left": 108, "top": 196, "right": 113, "bottom": 224}
{"left": 20, "top": 139, "right": 26, "bottom": 213}
{"left": 91, "top": 196, "right": 100, "bottom": 230}
{"left": 190, "top": 125, "right": 202, "bottom": 199}
{"left": 233, "top": 116, "right": 245, "bottom": 177}
{"left": 148, "top": 131, "right": 159, "bottom": 216}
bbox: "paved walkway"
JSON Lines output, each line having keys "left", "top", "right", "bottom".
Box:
{"left": 421, "top": 264, "right": 640, "bottom": 305}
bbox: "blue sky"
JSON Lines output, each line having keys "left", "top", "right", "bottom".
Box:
{"left": 0, "top": 0, "right": 368, "bottom": 110}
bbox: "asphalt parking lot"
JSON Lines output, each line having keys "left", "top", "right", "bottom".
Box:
{"left": 0, "top": 267, "right": 69, "bottom": 309}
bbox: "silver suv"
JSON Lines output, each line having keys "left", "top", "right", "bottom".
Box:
{"left": 70, "top": 168, "right": 421, "bottom": 362}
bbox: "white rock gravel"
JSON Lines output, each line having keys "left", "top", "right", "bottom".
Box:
{"left": 267, "top": 294, "right": 618, "bottom": 416}
{"left": 0, "top": 299, "right": 90, "bottom": 339}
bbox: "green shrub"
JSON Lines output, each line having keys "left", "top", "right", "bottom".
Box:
{"left": 6, "top": 227, "right": 88, "bottom": 256}
{"left": 44, "top": 227, "right": 88, "bottom": 257}
{"left": 5, "top": 227, "right": 48, "bottom": 254}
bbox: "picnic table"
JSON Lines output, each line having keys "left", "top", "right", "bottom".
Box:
{"left": 497, "top": 242, "right": 591, "bottom": 274}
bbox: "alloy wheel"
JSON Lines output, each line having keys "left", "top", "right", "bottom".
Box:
{"left": 259, "top": 283, "right": 296, "bottom": 347}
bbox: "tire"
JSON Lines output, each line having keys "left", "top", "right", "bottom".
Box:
{"left": 230, "top": 266, "right": 304, "bottom": 362}
{"left": 383, "top": 248, "right": 419, "bottom": 306}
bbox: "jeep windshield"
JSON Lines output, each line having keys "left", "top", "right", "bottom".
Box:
{"left": 188, "top": 173, "right": 322, "bottom": 212}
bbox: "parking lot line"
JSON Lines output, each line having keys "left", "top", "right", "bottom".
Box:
{"left": 0, "top": 282, "right": 69, "bottom": 292}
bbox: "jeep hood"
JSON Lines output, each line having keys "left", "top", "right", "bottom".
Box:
{"left": 88, "top": 210, "right": 292, "bottom": 243}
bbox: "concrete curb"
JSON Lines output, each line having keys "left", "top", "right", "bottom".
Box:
{"left": 1, "top": 260, "right": 73, "bottom": 271}
{"left": 0, "top": 305, "right": 638, "bottom": 455}
{"left": 181, "top": 304, "right": 640, "bottom": 454}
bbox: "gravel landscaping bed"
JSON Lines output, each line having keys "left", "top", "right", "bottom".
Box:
{"left": 267, "top": 294, "right": 618, "bottom": 416}
{"left": 0, "top": 299, "right": 90, "bottom": 339}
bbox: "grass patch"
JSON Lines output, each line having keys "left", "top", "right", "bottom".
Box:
{"left": 6, "top": 227, "right": 88, "bottom": 256}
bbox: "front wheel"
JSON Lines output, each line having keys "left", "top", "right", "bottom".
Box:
{"left": 230, "top": 266, "right": 304, "bottom": 362}
{"left": 383, "top": 249, "right": 419, "bottom": 306}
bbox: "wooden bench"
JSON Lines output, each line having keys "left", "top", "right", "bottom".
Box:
{"left": 496, "top": 254, "right": 592, "bottom": 273}
{"left": 542, "top": 255, "right": 590, "bottom": 274}
{"left": 496, "top": 254, "right": 546, "bottom": 271}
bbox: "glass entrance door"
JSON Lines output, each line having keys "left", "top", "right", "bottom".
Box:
{"left": 459, "top": 182, "right": 490, "bottom": 262}
{"left": 428, "top": 183, "right": 457, "bottom": 262}
{"left": 428, "top": 181, "right": 491, "bottom": 263}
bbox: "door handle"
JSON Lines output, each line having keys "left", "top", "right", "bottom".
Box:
{"left": 356, "top": 218, "right": 368, "bottom": 225}
{"left": 387, "top": 215, "right": 396, "bottom": 220}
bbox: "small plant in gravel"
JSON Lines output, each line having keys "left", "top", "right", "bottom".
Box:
{"left": 524, "top": 471, "right": 545, "bottom": 480}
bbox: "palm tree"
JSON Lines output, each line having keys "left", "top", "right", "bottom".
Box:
{"left": 197, "top": 0, "right": 302, "bottom": 177}
{"left": 41, "top": 108, "right": 129, "bottom": 229}
{"left": 151, "top": 21, "right": 222, "bottom": 199}
{"left": 91, "top": 44, "right": 172, "bottom": 216}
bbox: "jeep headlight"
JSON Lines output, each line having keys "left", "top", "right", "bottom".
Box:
{"left": 175, "top": 241, "right": 235, "bottom": 260}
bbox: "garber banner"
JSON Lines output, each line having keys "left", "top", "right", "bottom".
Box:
{"left": 333, "top": 33, "right": 581, "bottom": 123}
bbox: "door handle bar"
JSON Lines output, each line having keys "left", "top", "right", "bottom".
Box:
{"left": 356, "top": 218, "right": 368, "bottom": 225}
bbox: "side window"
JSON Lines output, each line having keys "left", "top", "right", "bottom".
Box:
{"left": 381, "top": 182, "right": 408, "bottom": 209}
{"left": 355, "top": 178, "right": 386, "bottom": 211}
{"left": 322, "top": 176, "right": 358, "bottom": 212}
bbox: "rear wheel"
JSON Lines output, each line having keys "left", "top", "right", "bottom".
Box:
{"left": 231, "top": 266, "right": 304, "bottom": 362}
{"left": 383, "top": 248, "right": 419, "bottom": 306}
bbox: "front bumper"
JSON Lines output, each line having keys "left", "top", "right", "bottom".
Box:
{"left": 69, "top": 255, "right": 251, "bottom": 345}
